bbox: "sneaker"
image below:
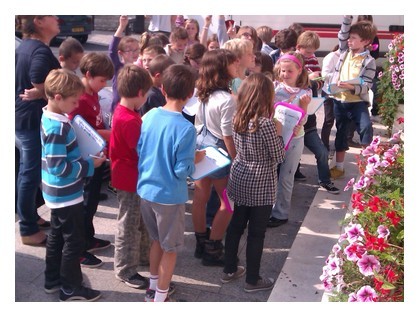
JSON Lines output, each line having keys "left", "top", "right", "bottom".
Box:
{"left": 267, "top": 217, "right": 288, "bottom": 228}
{"left": 329, "top": 166, "right": 345, "bottom": 180}
{"left": 107, "top": 182, "right": 117, "bottom": 195}
{"left": 86, "top": 237, "right": 111, "bottom": 253}
{"left": 44, "top": 281, "right": 61, "bottom": 294}
{"left": 244, "top": 277, "right": 275, "bottom": 293}
{"left": 116, "top": 273, "right": 149, "bottom": 289}
{"left": 59, "top": 285, "right": 101, "bottom": 302}
{"left": 294, "top": 169, "right": 307, "bottom": 181}
{"left": 220, "top": 266, "right": 246, "bottom": 283}
{"left": 144, "top": 283, "right": 176, "bottom": 302}
{"left": 319, "top": 182, "right": 340, "bottom": 194}
{"left": 80, "top": 251, "right": 103, "bottom": 268}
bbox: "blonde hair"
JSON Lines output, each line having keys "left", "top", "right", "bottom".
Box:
{"left": 44, "top": 69, "right": 85, "bottom": 99}
{"left": 274, "top": 51, "right": 310, "bottom": 89}
{"left": 297, "top": 31, "right": 320, "bottom": 50}
{"left": 222, "top": 38, "right": 253, "bottom": 59}
{"left": 256, "top": 26, "right": 273, "bottom": 44}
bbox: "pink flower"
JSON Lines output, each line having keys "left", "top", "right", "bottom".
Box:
{"left": 377, "top": 225, "right": 390, "bottom": 239}
{"left": 344, "top": 242, "right": 366, "bottom": 262}
{"left": 344, "top": 178, "right": 355, "bottom": 191}
{"left": 348, "top": 292, "right": 358, "bottom": 302}
{"left": 356, "top": 285, "right": 377, "bottom": 302}
{"left": 345, "top": 223, "right": 364, "bottom": 243}
{"left": 357, "top": 254, "right": 381, "bottom": 276}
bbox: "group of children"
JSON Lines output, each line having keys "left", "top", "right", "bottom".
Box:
{"left": 16, "top": 14, "right": 378, "bottom": 302}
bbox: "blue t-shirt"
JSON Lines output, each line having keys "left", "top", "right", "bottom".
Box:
{"left": 137, "top": 107, "right": 196, "bottom": 204}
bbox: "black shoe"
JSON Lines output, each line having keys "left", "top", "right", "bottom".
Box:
{"left": 347, "top": 139, "right": 362, "bottom": 148}
{"left": 319, "top": 182, "right": 340, "bottom": 194}
{"left": 37, "top": 218, "right": 51, "bottom": 230}
{"left": 99, "top": 192, "right": 108, "bottom": 201}
{"left": 44, "top": 281, "right": 61, "bottom": 294}
{"left": 107, "top": 183, "right": 117, "bottom": 195}
{"left": 294, "top": 170, "right": 307, "bottom": 181}
{"left": 80, "top": 251, "right": 103, "bottom": 268}
{"left": 267, "top": 217, "right": 288, "bottom": 228}
{"left": 116, "top": 273, "right": 149, "bottom": 289}
{"left": 86, "top": 237, "right": 111, "bottom": 253}
{"left": 59, "top": 285, "right": 101, "bottom": 302}
{"left": 144, "top": 282, "right": 176, "bottom": 302}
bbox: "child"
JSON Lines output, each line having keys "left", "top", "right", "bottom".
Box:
{"left": 137, "top": 64, "right": 205, "bottom": 302}
{"left": 184, "top": 18, "right": 200, "bottom": 47}
{"left": 296, "top": 30, "right": 322, "bottom": 83}
{"left": 109, "top": 15, "right": 140, "bottom": 113}
{"left": 137, "top": 45, "right": 166, "bottom": 70}
{"left": 41, "top": 69, "right": 106, "bottom": 301}
{"left": 267, "top": 52, "right": 312, "bottom": 227}
{"left": 223, "top": 73, "right": 285, "bottom": 293}
{"left": 109, "top": 64, "right": 153, "bottom": 289}
{"left": 256, "top": 25, "right": 274, "bottom": 55}
{"left": 58, "top": 37, "right": 84, "bottom": 72}
{"left": 139, "top": 54, "right": 175, "bottom": 116}
{"left": 269, "top": 28, "right": 298, "bottom": 65}
{"left": 192, "top": 49, "right": 239, "bottom": 266}
{"left": 326, "top": 15, "right": 376, "bottom": 180}
{"left": 164, "top": 26, "right": 189, "bottom": 64}
{"left": 68, "top": 52, "right": 115, "bottom": 267}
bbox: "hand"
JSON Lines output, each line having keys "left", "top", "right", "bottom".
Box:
{"left": 308, "top": 71, "right": 321, "bottom": 80}
{"left": 293, "top": 124, "right": 303, "bottom": 136}
{"left": 119, "top": 15, "right": 129, "bottom": 29}
{"left": 299, "top": 94, "right": 311, "bottom": 110}
{"left": 92, "top": 153, "right": 107, "bottom": 168}
{"left": 337, "top": 81, "right": 354, "bottom": 90}
{"left": 195, "top": 149, "right": 206, "bottom": 163}
{"left": 19, "top": 87, "right": 43, "bottom": 101}
{"left": 273, "top": 118, "right": 283, "bottom": 136}
{"left": 204, "top": 15, "right": 212, "bottom": 27}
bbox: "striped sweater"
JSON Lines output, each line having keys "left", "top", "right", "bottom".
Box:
{"left": 325, "top": 15, "right": 376, "bottom": 103}
{"left": 40, "top": 108, "right": 94, "bottom": 208}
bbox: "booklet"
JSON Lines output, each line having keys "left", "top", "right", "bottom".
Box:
{"left": 274, "top": 101, "right": 306, "bottom": 151}
{"left": 72, "top": 115, "right": 106, "bottom": 160}
{"left": 307, "top": 97, "right": 325, "bottom": 115}
{"left": 190, "top": 146, "right": 231, "bottom": 180}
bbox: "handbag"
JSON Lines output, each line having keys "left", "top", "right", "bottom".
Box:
{"left": 196, "top": 103, "right": 228, "bottom": 152}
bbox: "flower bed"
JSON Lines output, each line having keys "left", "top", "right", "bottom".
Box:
{"left": 320, "top": 131, "right": 404, "bottom": 302}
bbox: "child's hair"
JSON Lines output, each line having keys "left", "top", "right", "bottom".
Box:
{"left": 143, "top": 44, "right": 166, "bottom": 57}
{"left": 184, "top": 43, "right": 206, "bottom": 64}
{"left": 357, "top": 15, "right": 373, "bottom": 23}
{"left": 206, "top": 34, "right": 220, "bottom": 49}
{"left": 350, "top": 21, "right": 377, "bottom": 44}
{"left": 58, "top": 37, "right": 84, "bottom": 60}
{"left": 274, "top": 28, "right": 298, "bottom": 52}
{"left": 148, "top": 54, "right": 176, "bottom": 77}
{"left": 196, "top": 49, "right": 237, "bottom": 104}
{"left": 79, "top": 52, "right": 115, "bottom": 79}
{"left": 256, "top": 26, "right": 273, "bottom": 44}
{"left": 44, "top": 69, "right": 85, "bottom": 99}
{"left": 274, "top": 51, "right": 310, "bottom": 89}
{"left": 161, "top": 64, "right": 195, "bottom": 100}
{"left": 297, "top": 31, "right": 320, "bottom": 50}
{"left": 185, "top": 18, "right": 200, "bottom": 41}
{"left": 236, "top": 26, "right": 258, "bottom": 50}
{"left": 117, "top": 64, "right": 152, "bottom": 98}
{"left": 222, "top": 38, "right": 253, "bottom": 59}
{"left": 117, "top": 36, "right": 140, "bottom": 52}
{"left": 139, "top": 32, "right": 166, "bottom": 54}
{"left": 259, "top": 52, "right": 274, "bottom": 79}
{"left": 169, "top": 27, "right": 188, "bottom": 43}
{"left": 289, "top": 23, "right": 305, "bottom": 37}
{"left": 234, "top": 73, "right": 275, "bottom": 133}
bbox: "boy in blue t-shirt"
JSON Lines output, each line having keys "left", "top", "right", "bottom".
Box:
{"left": 137, "top": 65, "right": 205, "bottom": 302}
{"left": 41, "top": 69, "right": 106, "bottom": 301}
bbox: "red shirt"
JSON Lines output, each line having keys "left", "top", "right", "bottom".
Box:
{"left": 69, "top": 92, "right": 105, "bottom": 130}
{"left": 109, "top": 104, "right": 142, "bottom": 192}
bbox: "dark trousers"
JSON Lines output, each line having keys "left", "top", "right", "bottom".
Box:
{"left": 83, "top": 163, "right": 105, "bottom": 248}
{"left": 321, "top": 93, "right": 335, "bottom": 151}
{"left": 45, "top": 202, "right": 85, "bottom": 289}
{"left": 224, "top": 204, "right": 272, "bottom": 284}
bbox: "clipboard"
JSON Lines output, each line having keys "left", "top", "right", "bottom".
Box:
{"left": 190, "top": 146, "right": 231, "bottom": 180}
{"left": 273, "top": 102, "right": 305, "bottom": 151}
{"left": 307, "top": 97, "right": 325, "bottom": 115}
{"left": 327, "top": 77, "right": 364, "bottom": 94}
{"left": 72, "top": 115, "right": 106, "bottom": 160}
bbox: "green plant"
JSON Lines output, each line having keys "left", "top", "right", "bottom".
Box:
{"left": 320, "top": 132, "right": 404, "bottom": 302}
{"left": 377, "top": 33, "right": 404, "bottom": 132}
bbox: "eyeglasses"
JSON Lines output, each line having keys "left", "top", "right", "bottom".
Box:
{"left": 123, "top": 49, "right": 140, "bottom": 54}
{"left": 240, "top": 32, "right": 252, "bottom": 38}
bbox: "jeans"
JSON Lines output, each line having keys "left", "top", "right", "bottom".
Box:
{"left": 15, "top": 129, "right": 42, "bottom": 236}
{"left": 304, "top": 129, "right": 331, "bottom": 184}
{"left": 45, "top": 203, "right": 85, "bottom": 289}
{"left": 333, "top": 100, "right": 373, "bottom": 151}
{"left": 271, "top": 136, "right": 304, "bottom": 220}
{"left": 320, "top": 92, "right": 335, "bottom": 151}
{"left": 224, "top": 204, "right": 272, "bottom": 285}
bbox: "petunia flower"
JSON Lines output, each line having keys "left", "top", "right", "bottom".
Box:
{"left": 356, "top": 285, "right": 377, "bottom": 302}
{"left": 357, "top": 254, "right": 381, "bottom": 276}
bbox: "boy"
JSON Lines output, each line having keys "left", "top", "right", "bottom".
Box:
{"left": 139, "top": 54, "right": 175, "bottom": 116}
{"left": 137, "top": 45, "right": 166, "bottom": 70}
{"left": 269, "top": 28, "right": 298, "bottom": 65}
{"left": 137, "top": 64, "right": 205, "bottom": 302}
{"left": 68, "top": 52, "right": 115, "bottom": 268}
{"left": 58, "top": 37, "right": 84, "bottom": 72}
{"left": 327, "top": 15, "right": 377, "bottom": 180}
{"left": 109, "top": 64, "right": 153, "bottom": 289}
{"left": 41, "top": 69, "right": 106, "bottom": 301}
{"left": 164, "top": 26, "right": 188, "bottom": 64}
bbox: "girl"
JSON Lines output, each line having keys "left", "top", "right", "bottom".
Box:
{"left": 222, "top": 73, "right": 285, "bottom": 293}
{"left": 185, "top": 18, "right": 200, "bottom": 47}
{"left": 268, "top": 51, "right": 312, "bottom": 227}
{"left": 192, "top": 49, "right": 239, "bottom": 266}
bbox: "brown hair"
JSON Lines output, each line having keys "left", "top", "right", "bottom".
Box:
{"left": 274, "top": 28, "right": 298, "bottom": 52}
{"left": 44, "top": 69, "right": 85, "bottom": 99}
{"left": 169, "top": 27, "right": 188, "bottom": 43}
{"left": 148, "top": 54, "right": 176, "bottom": 77}
{"left": 256, "top": 26, "right": 273, "bottom": 44}
{"left": 162, "top": 64, "right": 195, "bottom": 100}
{"left": 234, "top": 73, "right": 275, "bottom": 133}
{"left": 185, "top": 18, "right": 200, "bottom": 41}
{"left": 59, "top": 37, "right": 84, "bottom": 60}
{"left": 79, "top": 52, "right": 114, "bottom": 79}
{"left": 117, "top": 64, "right": 152, "bottom": 98}
{"left": 117, "top": 36, "right": 139, "bottom": 52}
{"left": 350, "top": 21, "right": 377, "bottom": 44}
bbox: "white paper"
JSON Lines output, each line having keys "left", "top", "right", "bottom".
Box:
{"left": 307, "top": 97, "right": 325, "bottom": 115}
{"left": 190, "top": 146, "right": 231, "bottom": 180}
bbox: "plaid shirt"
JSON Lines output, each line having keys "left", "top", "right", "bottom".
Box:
{"left": 227, "top": 117, "right": 285, "bottom": 206}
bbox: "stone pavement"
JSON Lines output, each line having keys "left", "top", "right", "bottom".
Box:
{"left": 14, "top": 30, "right": 391, "bottom": 305}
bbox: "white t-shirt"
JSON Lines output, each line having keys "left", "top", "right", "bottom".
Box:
{"left": 148, "top": 15, "right": 172, "bottom": 33}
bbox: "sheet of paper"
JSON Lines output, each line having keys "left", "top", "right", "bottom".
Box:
{"left": 274, "top": 102, "right": 305, "bottom": 150}
{"left": 307, "top": 97, "right": 325, "bottom": 115}
{"left": 190, "top": 146, "right": 231, "bottom": 180}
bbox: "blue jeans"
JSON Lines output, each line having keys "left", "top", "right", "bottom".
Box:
{"left": 224, "top": 204, "right": 272, "bottom": 285}
{"left": 15, "top": 129, "right": 42, "bottom": 236}
{"left": 304, "top": 129, "right": 331, "bottom": 184}
{"left": 333, "top": 100, "right": 373, "bottom": 151}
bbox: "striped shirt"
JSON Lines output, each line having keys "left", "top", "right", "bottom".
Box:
{"left": 41, "top": 108, "right": 94, "bottom": 208}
